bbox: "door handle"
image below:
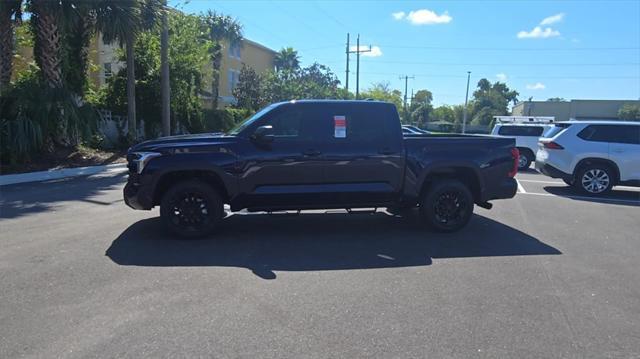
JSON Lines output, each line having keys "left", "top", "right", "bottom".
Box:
{"left": 302, "top": 149, "right": 322, "bottom": 156}
{"left": 378, "top": 148, "right": 396, "bottom": 155}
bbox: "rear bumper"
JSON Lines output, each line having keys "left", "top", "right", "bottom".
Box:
{"left": 535, "top": 162, "right": 573, "bottom": 181}
{"left": 482, "top": 178, "right": 517, "bottom": 202}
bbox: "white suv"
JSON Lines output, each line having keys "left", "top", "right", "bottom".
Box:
{"left": 491, "top": 123, "right": 555, "bottom": 170}
{"left": 535, "top": 121, "right": 640, "bottom": 194}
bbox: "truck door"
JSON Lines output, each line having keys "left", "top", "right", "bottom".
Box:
{"left": 319, "top": 103, "right": 405, "bottom": 205}
{"left": 236, "top": 103, "right": 326, "bottom": 209}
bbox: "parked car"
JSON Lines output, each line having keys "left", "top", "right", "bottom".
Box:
{"left": 124, "top": 100, "right": 519, "bottom": 237}
{"left": 536, "top": 121, "right": 640, "bottom": 194}
{"left": 403, "top": 125, "right": 431, "bottom": 134}
{"left": 491, "top": 122, "right": 555, "bottom": 170}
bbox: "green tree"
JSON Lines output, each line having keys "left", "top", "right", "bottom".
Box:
{"left": 618, "top": 104, "right": 640, "bottom": 121}
{"left": 360, "top": 82, "right": 403, "bottom": 113}
{"left": 408, "top": 89, "right": 433, "bottom": 125}
{"left": 470, "top": 78, "right": 519, "bottom": 126}
{"left": 0, "top": 0, "right": 22, "bottom": 91}
{"left": 202, "top": 11, "right": 243, "bottom": 109}
{"left": 274, "top": 47, "right": 300, "bottom": 72}
{"left": 262, "top": 62, "right": 343, "bottom": 103}
{"left": 232, "top": 65, "right": 265, "bottom": 111}
{"left": 95, "top": 0, "right": 162, "bottom": 141}
{"left": 101, "top": 11, "right": 213, "bottom": 136}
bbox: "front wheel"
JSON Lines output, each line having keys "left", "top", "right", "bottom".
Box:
{"left": 420, "top": 180, "right": 474, "bottom": 232}
{"left": 160, "top": 180, "right": 224, "bottom": 237}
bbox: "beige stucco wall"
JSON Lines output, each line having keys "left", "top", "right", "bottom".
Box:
{"left": 512, "top": 100, "right": 639, "bottom": 121}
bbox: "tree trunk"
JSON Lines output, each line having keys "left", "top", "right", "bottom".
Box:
{"left": 33, "top": 4, "right": 62, "bottom": 89}
{"left": 211, "top": 46, "right": 222, "bottom": 109}
{"left": 0, "top": 10, "right": 14, "bottom": 91}
{"left": 126, "top": 32, "right": 137, "bottom": 143}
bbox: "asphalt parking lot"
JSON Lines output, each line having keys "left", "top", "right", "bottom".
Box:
{"left": 1, "top": 169, "right": 639, "bottom": 358}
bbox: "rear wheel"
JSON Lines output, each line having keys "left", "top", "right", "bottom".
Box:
{"left": 160, "top": 180, "right": 224, "bottom": 237}
{"left": 574, "top": 164, "right": 614, "bottom": 195}
{"left": 420, "top": 180, "right": 474, "bottom": 232}
{"left": 517, "top": 149, "right": 533, "bottom": 170}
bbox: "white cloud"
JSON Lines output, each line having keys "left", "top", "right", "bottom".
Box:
{"left": 517, "top": 26, "right": 560, "bottom": 39}
{"left": 402, "top": 9, "right": 452, "bottom": 25}
{"left": 540, "top": 13, "right": 564, "bottom": 25}
{"left": 526, "top": 82, "right": 546, "bottom": 90}
{"left": 350, "top": 45, "right": 383, "bottom": 57}
{"left": 392, "top": 11, "right": 406, "bottom": 20}
{"left": 496, "top": 73, "right": 508, "bottom": 81}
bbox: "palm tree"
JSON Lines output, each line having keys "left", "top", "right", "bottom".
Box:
{"left": 202, "top": 11, "right": 242, "bottom": 109}
{"left": 95, "top": 0, "right": 162, "bottom": 142}
{"left": 61, "top": 1, "right": 97, "bottom": 96}
{"left": 274, "top": 47, "right": 300, "bottom": 72}
{"left": 0, "top": 0, "right": 22, "bottom": 91}
{"left": 28, "top": 0, "right": 63, "bottom": 89}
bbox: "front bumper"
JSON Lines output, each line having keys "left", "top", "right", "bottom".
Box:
{"left": 124, "top": 177, "right": 154, "bottom": 210}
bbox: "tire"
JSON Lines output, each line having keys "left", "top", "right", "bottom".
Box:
{"left": 573, "top": 164, "right": 615, "bottom": 195}
{"left": 160, "top": 179, "right": 224, "bottom": 237}
{"left": 517, "top": 149, "right": 532, "bottom": 170}
{"left": 420, "top": 180, "right": 474, "bottom": 233}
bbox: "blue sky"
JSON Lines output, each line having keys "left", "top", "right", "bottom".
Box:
{"left": 174, "top": 0, "right": 640, "bottom": 107}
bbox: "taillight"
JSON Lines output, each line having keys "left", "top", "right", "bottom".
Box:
{"left": 508, "top": 147, "right": 519, "bottom": 178}
{"left": 542, "top": 141, "right": 564, "bottom": 150}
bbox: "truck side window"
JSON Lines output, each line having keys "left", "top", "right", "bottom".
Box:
{"left": 331, "top": 106, "right": 387, "bottom": 143}
{"left": 261, "top": 105, "right": 321, "bottom": 141}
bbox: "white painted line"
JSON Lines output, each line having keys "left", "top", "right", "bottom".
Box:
{"left": 516, "top": 179, "right": 527, "bottom": 193}
{"left": 0, "top": 163, "right": 127, "bottom": 186}
{"left": 519, "top": 191, "right": 640, "bottom": 205}
{"left": 518, "top": 179, "right": 563, "bottom": 185}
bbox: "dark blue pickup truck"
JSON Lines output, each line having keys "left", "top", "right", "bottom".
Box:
{"left": 124, "top": 100, "right": 518, "bottom": 236}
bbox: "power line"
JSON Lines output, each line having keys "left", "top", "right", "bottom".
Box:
{"left": 356, "top": 60, "right": 640, "bottom": 66}
{"left": 376, "top": 45, "right": 640, "bottom": 51}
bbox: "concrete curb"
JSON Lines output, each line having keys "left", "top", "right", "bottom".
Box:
{"left": 0, "top": 163, "right": 128, "bottom": 186}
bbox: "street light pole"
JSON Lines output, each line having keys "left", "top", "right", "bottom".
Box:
{"left": 462, "top": 71, "right": 471, "bottom": 134}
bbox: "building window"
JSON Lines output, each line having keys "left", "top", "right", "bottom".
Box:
{"left": 228, "top": 43, "right": 241, "bottom": 59}
{"left": 228, "top": 69, "right": 240, "bottom": 93}
{"left": 103, "top": 62, "right": 112, "bottom": 78}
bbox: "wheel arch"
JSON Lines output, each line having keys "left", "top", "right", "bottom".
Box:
{"left": 153, "top": 170, "right": 230, "bottom": 206}
{"left": 574, "top": 157, "right": 620, "bottom": 184}
{"left": 419, "top": 166, "right": 482, "bottom": 203}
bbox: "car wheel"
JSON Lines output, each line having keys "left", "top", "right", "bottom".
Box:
{"left": 420, "top": 180, "right": 474, "bottom": 233}
{"left": 574, "top": 164, "right": 614, "bottom": 195}
{"left": 517, "top": 150, "right": 532, "bottom": 170}
{"left": 160, "top": 180, "right": 224, "bottom": 237}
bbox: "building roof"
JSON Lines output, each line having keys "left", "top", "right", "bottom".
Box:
{"left": 243, "top": 38, "right": 277, "bottom": 54}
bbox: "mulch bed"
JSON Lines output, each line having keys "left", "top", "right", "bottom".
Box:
{"left": 0, "top": 146, "right": 127, "bottom": 175}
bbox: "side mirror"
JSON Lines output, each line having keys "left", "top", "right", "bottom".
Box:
{"left": 251, "top": 125, "right": 274, "bottom": 144}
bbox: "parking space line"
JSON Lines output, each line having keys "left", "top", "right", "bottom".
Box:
{"left": 519, "top": 191, "right": 640, "bottom": 205}
{"left": 516, "top": 179, "right": 527, "bottom": 193}
{"left": 517, "top": 179, "right": 563, "bottom": 185}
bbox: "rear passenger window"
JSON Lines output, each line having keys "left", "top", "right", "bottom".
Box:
{"left": 498, "top": 126, "right": 544, "bottom": 136}
{"left": 328, "top": 106, "right": 389, "bottom": 142}
{"left": 578, "top": 125, "right": 640, "bottom": 144}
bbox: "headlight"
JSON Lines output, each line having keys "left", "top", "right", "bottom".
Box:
{"left": 131, "top": 152, "right": 162, "bottom": 174}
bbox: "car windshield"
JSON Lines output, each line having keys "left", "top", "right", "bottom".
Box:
{"left": 227, "top": 103, "right": 279, "bottom": 135}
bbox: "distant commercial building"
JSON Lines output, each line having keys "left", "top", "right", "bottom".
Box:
{"left": 512, "top": 99, "right": 640, "bottom": 122}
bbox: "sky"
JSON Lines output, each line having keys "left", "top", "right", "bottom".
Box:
{"left": 173, "top": 0, "right": 640, "bottom": 107}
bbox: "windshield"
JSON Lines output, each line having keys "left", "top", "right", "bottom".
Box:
{"left": 227, "top": 103, "right": 279, "bottom": 135}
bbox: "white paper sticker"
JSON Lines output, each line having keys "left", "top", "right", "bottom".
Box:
{"left": 334, "top": 115, "right": 346, "bottom": 138}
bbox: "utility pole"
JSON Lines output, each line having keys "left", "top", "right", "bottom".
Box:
{"left": 399, "top": 75, "right": 414, "bottom": 123}
{"left": 345, "top": 33, "right": 350, "bottom": 93}
{"left": 161, "top": 1, "right": 170, "bottom": 137}
{"left": 348, "top": 34, "right": 371, "bottom": 99}
{"left": 462, "top": 71, "right": 471, "bottom": 134}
